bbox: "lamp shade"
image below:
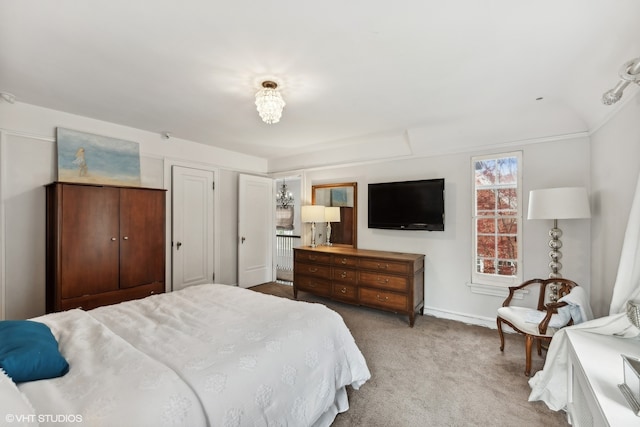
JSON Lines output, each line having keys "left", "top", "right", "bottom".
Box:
{"left": 301, "top": 205, "right": 326, "bottom": 223}
{"left": 325, "top": 207, "right": 341, "bottom": 223}
{"left": 527, "top": 187, "right": 591, "bottom": 220}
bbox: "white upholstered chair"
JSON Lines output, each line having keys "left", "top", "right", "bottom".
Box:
{"left": 497, "top": 278, "right": 579, "bottom": 376}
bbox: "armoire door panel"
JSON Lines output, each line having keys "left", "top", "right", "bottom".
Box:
{"left": 119, "top": 188, "right": 166, "bottom": 288}
{"left": 60, "top": 185, "right": 120, "bottom": 298}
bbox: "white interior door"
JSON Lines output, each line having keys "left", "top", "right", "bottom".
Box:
{"left": 172, "top": 166, "right": 215, "bottom": 291}
{"left": 238, "top": 174, "right": 273, "bottom": 288}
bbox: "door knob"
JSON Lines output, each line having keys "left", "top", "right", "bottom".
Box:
{"left": 176, "top": 241, "right": 182, "bottom": 250}
{"left": 241, "top": 237, "right": 246, "bottom": 244}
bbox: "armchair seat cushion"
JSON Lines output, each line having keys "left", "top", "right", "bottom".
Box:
{"left": 497, "top": 306, "right": 565, "bottom": 337}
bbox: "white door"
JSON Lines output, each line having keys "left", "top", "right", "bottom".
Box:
{"left": 172, "top": 166, "right": 215, "bottom": 291}
{"left": 238, "top": 174, "right": 273, "bottom": 288}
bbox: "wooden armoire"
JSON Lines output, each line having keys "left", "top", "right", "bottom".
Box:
{"left": 45, "top": 182, "right": 166, "bottom": 312}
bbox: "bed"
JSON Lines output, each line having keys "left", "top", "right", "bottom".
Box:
{"left": 0, "top": 284, "right": 371, "bottom": 427}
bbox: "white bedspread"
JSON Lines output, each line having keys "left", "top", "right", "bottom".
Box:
{"left": 19, "top": 309, "right": 207, "bottom": 427}
{"left": 18, "top": 284, "right": 370, "bottom": 427}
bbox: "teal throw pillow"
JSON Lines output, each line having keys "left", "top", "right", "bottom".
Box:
{"left": 0, "top": 320, "right": 69, "bottom": 383}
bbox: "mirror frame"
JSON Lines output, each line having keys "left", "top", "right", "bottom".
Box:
{"left": 312, "top": 182, "right": 358, "bottom": 248}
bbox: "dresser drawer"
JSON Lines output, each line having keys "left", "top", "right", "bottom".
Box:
{"left": 359, "top": 287, "right": 408, "bottom": 312}
{"left": 332, "top": 283, "right": 357, "bottom": 302}
{"left": 332, "top": 255, "right": 358, "bottom": 268}
{"left": 294, "top": 262, "right": 331, "bottom": 280}
{"left": 331, "top": 267, "right": 357, "bottom": 284}
{"left": 295, "top": 276, "right": 331, "bottom": 297}
{"left": 359, "top": 271, "right": 409, "bottom": 292}
{"left": 359, "top": 258, "right": 411, "bottom": 275}
{"left": 295, "top": 250, "right": 331, "bottom": 264}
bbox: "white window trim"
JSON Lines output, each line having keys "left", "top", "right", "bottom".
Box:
{"left": 470, "top": 151, "right": 523, "bottom": 289}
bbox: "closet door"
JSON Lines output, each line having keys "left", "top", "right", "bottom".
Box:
{"left": 119, "top": 188, "right": 165, "bottom": 289}
{"left": 60, "top": 185, "right": 120, "bottom": 298}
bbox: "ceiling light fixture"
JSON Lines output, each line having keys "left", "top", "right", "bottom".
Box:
{"left": 255, "top": 81, "right": 285, "bottom": 124}
{"left": 602, "top": 57, "right": 640, "bottom": 105}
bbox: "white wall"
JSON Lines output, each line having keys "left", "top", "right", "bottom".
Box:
{"left": 4, "top": 96, "right": 633, "bottom": 324}
{"left": 590, "top": 94, "right": 640, "bottom": 317}
{"left": 303, "top": 135, "right": 591, "bottom": 326}
{"left": 0, "top": 102, "right": 267, "bottom": 319}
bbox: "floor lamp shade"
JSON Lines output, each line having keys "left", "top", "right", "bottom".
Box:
{"left": 527, "top": 187, "right": 591, "bottom": 220}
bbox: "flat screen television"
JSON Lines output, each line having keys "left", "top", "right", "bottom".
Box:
{"left": 368, "top": 178, "right": 445, "bottom": 231}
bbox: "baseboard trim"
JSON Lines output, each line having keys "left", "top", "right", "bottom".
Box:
{"left": 423, "top": 306, "right": 498, "bottom": 330}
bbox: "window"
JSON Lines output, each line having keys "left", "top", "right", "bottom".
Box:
{"left": 472, "top": 152, "right": 522, "bottom": 286}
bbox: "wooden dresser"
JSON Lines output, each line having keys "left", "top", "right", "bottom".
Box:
{"left": 46, "top": 182, "right": 166, "bottom": 312}
{"left": 293, "top": 246, "right": 424, "bottom": 326}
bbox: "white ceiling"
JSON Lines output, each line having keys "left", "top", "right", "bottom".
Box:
{"left": 1, "top": 1, "right": 639, "bottom": 169}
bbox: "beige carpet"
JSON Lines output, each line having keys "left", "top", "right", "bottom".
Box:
{"left": 250, "top": 282, "right": 568, "bottom": 427}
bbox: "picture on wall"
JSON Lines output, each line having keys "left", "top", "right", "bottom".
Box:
{"left": 330, "top": 188, "right": 348, "bottom": 206}
{"left": 56, "top": 128, "right": 141, "bottom": 186}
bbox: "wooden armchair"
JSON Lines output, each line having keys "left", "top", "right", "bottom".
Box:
{"left": 497, "top": 278, "right": 578, "bottom": 376}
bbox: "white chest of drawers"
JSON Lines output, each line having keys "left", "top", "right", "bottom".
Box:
{"left": 566, "top": 329, "right": 640, "bottom": 426}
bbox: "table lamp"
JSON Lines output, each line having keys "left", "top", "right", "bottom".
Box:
{"left": 301, "top": 205, "right": 326, "bottom": 247}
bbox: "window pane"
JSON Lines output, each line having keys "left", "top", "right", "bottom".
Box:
{"left": 475, "top": 160, "right": 496, "bottom": 186}
{"left": 477, "top": 235, "right": 495, "bottom": 257}
{"left": 477, "top": 258, "right": 496, "bottom": 274}
{"left": 497, "top": 218, "right": 517, "bottom": 233}
{"left": 497, "top": 157, "right": 517, "bottom": 185}
{"left": 476, "top": 189, "right": 496, "bottom": 213}
{"left": 497, "top": 188, "right": 517, "bottom": 211}
{"left": 498, "top": 260, "right": 517, "bottom": 276}
{"left": 497, "top": 236, "right": 517, "bottom": 259}
{"left": 476, "top": 218, "right": 495, "bottom": 233}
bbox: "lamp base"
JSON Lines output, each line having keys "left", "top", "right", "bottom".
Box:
{"left": 310, "top": 222, "right": 318, "bottom": 248}
{"left": 548, "top": 221, "right": 563, "bottom": 301}
{"left": 326, "top": 222, "right": 332, "bottom": 246}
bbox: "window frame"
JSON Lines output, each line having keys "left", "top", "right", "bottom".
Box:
{"left": 471, "top": 151, "right": 523, "bottom": 287}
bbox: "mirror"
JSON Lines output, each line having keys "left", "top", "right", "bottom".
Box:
{"left": 312, "top": 182, "right": 357, "bottom": 248}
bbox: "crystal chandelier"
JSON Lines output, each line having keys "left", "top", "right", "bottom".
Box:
{"left": 276, "top": 179, "right": 294, "bottom": 207}
{"left": 255, "top": 81, "right": 286, "bottom": 124}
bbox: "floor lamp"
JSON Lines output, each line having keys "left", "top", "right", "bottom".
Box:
{"left": 527, "top": 187, "right": 591, "bottom": 301}
{"left": 324, "top": 207, "right": 341, "bottom": 246}
{"left": 301, "top": 205, "right": 325, "bottom": 248}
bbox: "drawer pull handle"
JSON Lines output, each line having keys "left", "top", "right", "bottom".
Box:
{"left": 377, "top": 277, "right": 389, "bottom": 284}
{"left": 341, "top": 258, "right": 348, "bottom": 264}
{"left": 309, "top": 267, "right": 318, "bottom": 273}
{"left": 340, "top": 271, "right": 347, "bottom": 279}
{"left": 377, "top": 263, "right": 389, "bottom": 270}
{"left": 340, "top": 287, "right": 347, "bottom": 294}
{"left": 309, "top": 255, "right": 317, "bottom": 260}
{"left": 308, "top": 282, "right": 317, "bottom": 288}
{"left": 376, "top": 294, "right": 389, "bottom": 302}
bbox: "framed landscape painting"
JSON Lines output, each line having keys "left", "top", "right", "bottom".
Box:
{"left": 56, "top": 128, "right": 141, "bottom": 186}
